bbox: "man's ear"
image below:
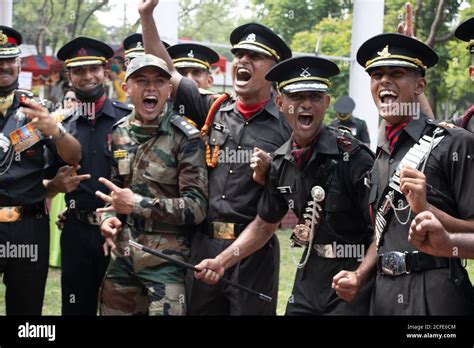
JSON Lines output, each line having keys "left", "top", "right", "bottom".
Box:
{"left": 275, "top": 94, "right": 283, "bottom": 112}
{"left": 207, "top": 74, "right": 214, "bottom": 88}
{"left": 122, "top": 82, "right": 128, "bottom": 94}
{"left": 414, "top": 76, "right": 426, "bottom": 96}
{"left": 469, "top": 65, "right": 474, "bottom": 82}
{"left": 324, "top": 93, "right": 331, "bottom": 109}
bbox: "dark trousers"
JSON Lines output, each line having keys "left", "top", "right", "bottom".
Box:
{"left": 61, "top": 213, "right": 109, "bottom": 315}
{"left": 186, "top": 231, "right": 279, "bottom": 315}
{"left": 0, "top": 213, "right": 49, "bottom": 315}
{"left": 285, "top": 253, "right": 372, "bottom": 315}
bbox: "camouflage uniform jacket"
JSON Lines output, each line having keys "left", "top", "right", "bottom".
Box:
{"left": 101, "top": 108, "right": 208, "bottom": 235}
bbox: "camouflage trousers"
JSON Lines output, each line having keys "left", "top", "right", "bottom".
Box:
{"left": 99, "top": 225, "right": 189, "bottom": 316}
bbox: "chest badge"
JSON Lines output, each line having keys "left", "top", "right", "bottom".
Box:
{"left": 277, "top": 186, "right": 292, "bottom": 194}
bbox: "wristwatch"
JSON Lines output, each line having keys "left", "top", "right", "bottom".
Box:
{"left": 53, "top": 122, "right": 67, "bottom": 141}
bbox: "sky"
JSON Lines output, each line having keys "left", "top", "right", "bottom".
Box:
{"left": 95, "top": 0, "right": 141, "bottom": 28}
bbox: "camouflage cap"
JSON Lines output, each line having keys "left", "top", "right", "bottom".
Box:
{"left": 125, "top": 54, "right": 171, "bottom": 81}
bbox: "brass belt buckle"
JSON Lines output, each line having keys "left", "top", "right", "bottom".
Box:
{"left": 213, "top": 222, "right": 236, "bottom": 240}
{"left": 0, "top": 206, "right": 22, "bottom": 222}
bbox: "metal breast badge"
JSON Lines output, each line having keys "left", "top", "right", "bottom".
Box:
{"left": 290, "top": 186, "right": 325, "bottom": 248}
{"left": 311, "top": 186, "right": 325, "bottom": 202}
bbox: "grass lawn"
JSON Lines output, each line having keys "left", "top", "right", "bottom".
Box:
{"left": 0, "top": 229, "right": 473, "bottom": 315}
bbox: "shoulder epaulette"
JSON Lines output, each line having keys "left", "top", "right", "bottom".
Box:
{"left": 329, "top": 126, "right": 361, "bottom": 155}
{"left": 112, "top": 116, "right": 129, "bottom": 128}
{"left": 199, "top": 88, "right": 216, "bottom": 95}
{"left": 15, "top": 89, "right": 34, "bottom": 99}
{"left": 171, "top": 115, "right": 200, "bottom": 139}
{"left": 112, "top": 100, "right": 134, "bottom": 111}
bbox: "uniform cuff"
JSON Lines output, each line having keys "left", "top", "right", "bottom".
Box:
{"left": 100, "top": 211, "right": 116, "bottom": 225}
{"left": 132, "top": 193, "right": 145, "bottom": 215}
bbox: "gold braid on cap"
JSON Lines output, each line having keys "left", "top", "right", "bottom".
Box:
{"left": 234, "top": 40, "right": 280, "bottom": 60}
{"left": 365, "top": 54, "right": 426, "bottom": 70}
{"left": 65, "top": 56, "right": 107, "bottom": 66}
{"left": 173, "top": 57, "right": 211, "bottom": 69}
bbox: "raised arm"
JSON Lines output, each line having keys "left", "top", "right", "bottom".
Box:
{"left": 138, "top": 0, "right": 182, "bottom": 98}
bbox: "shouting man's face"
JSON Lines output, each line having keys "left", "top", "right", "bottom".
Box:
{"left": 124, "top": 66, "right": 172, "bottom": 124}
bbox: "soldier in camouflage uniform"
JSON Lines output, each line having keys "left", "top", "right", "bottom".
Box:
{"left": 95, "top": 54, "right": 208, "bottom": 315}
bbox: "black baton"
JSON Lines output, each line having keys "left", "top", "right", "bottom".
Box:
{"left": 128, "top": 240, "right": 272, "bottom": 302}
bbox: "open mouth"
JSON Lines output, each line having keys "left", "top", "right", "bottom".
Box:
{"left": 235, "top": 67, "right": 252, "bottom": 86}
{"left": 297, "top": 113, "right": 314, "bottom": 129}
{"left": 379, "top": 90, "right": 398, "bottom": 104}
{"left": 143, "top": 95, "right": 158, "bottom": 112}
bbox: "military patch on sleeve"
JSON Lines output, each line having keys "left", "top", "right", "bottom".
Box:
{"left": 171, "top": 115, "right": 200, "bottom": 139}
{"left": 113, "top": 149, "right": 127, "bottom": 159}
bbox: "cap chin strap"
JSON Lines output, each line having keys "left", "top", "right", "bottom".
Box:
{"left": 74, "top": 84, "right": 105, "bottom": 103}
{"left": 337, "top": 112, "right": 352, "bottom": 121}
{"left": 0, "top": 77, "right": 18, "bottom": 97}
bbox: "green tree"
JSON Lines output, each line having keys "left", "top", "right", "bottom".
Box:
{"left": 291, "top": 15, "right": 352, "bottom": 123}
{"left": 383, "top": 0, "right": 468, "bottom": 119}
{"left": 178, "top": 0, "right": 255, "bottom": 60}
{"left": 13, "top": 0, "right": 110, "bottom": 55}
{"left": 251, "top": 0, "right": 352, "bottom": 44}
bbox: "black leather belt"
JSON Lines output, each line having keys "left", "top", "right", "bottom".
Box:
{"left": 377, "top": 251, "right": 450, "bottom": 276}
{"left": 69, "top": 209, "right": 100, "bottom": 225}
{"left": 127, "top": 216, "right": 187, "bottom": 235}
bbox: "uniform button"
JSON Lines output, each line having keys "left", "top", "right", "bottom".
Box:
{"left": 221, "top": 195, "right": 226, "bottom": 199}
{"left": 245, "top": 122, "right": 249, "bottom": 125}
{"left": 229, "top": 169, "right": 233, "bottom": 174}
{"left": 237, "top": 145, "right": 242, "bottom": 150}
{"left": 212, "top": 138, "right": 216, "bottom": 143}
{"left": 389, "top": 159, "right": 394, "bottom": 164}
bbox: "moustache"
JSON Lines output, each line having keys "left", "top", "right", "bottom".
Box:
{"left": 0, "top": 67, "right": 13, "bottom": 75}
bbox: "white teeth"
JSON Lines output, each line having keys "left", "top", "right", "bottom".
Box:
{"left": 144, "top": 96, "right": 157, "bottom": 100}
{"left": 237, "top": 68, "right": 251, "bottom": 75}
{"left": 379, "top": 90, "right": 398, "bottom": 98}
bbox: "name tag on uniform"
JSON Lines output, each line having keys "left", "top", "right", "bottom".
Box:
{"left": 277, "top": 186, "right": 292, "bottom": 194}
{"left": 9, "top": 124, "right": 43, "bottom": 154}
{"left": 114, "top": 149, "right": 127, "bottom": 159}
{"left": 213, "top": 123, "right": 226, "bottom": 132}
{"left": 118, "top": 158, "right": 131, "bottom": 175}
